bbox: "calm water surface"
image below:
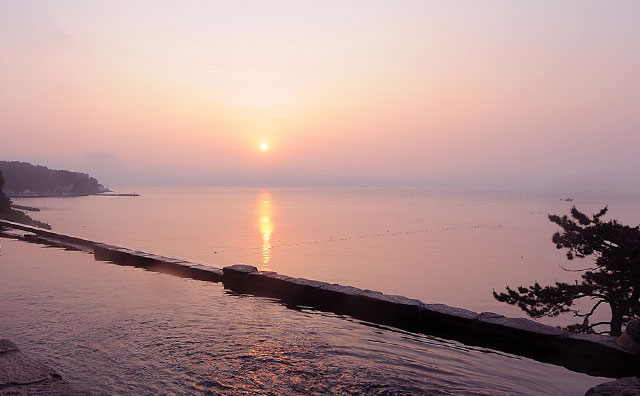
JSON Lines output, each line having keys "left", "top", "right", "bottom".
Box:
{"left": 14, "top": 187, "right": 640, "bottom": 321}
{"left": 0, "top": 239, "right": 606, "bottom": 395}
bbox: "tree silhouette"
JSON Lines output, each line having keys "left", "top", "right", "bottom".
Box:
{"left": 0, "top": 170, "right": 51, "bottom": 229}
{"left": 0, "top": 170, "right": 12, "bottom": 211}
{"left": 494, "top": 206, "right": 640, "bottom": 336}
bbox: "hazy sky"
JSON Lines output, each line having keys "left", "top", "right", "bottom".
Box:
{"left": 1, "top": 1, "right": 639, "bottom": 189}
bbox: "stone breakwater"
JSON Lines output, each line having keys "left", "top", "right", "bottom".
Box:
{"left": 1, "top": 219, "right": 638, "bottom": 379}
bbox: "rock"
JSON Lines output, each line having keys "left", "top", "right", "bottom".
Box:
{"left": 0, "top": 339, "right": 87, "bottom": 395}
{"left": 223, "top": 264, "right": 258, "bottom": 274}
{"left": 585, "top": 377, "right": 640, "bottom": 396}
{"left": 626, "top": 319, "right": 640, "bottom": 341}
{"left": 617, "top": 319, "right": 640, "bottom": 353}
{"left": 0, "top": 346, "right": 54, "bottom": 386}
{"left": 476, "top": 314, "right": 567, "bottom": 336}
{"left": 0, "top": 339, "right": 18, "bottom": 354}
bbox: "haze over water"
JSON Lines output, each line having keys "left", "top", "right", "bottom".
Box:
{"left": 1, "top": 1, "right": 639, "bottom": 191}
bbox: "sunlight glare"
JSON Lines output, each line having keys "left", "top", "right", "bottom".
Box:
{"left": 257, "top": 191, "right": 274, "bottom": 269}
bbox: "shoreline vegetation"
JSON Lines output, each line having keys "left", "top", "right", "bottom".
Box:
{"left": 0, "top": 169, "right": 51, "bottom": 229}
{"left": 0, "top": 207, "right": 51, "bottom": 230}
{"left": 0, "top": 171, "right": 51, "bottom": 230}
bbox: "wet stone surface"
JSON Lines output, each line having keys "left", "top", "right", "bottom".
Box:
{"left": 616, "top": 319, "right": 640, "bottom": 354}
{"left": 0, "top": 339, "right": 86, "bottom": 395}
{"left": 626, "top": 320, "right": 640, "bottom": 341}
{"left": 585, "top": 377, "right": 640, "bottom": 396}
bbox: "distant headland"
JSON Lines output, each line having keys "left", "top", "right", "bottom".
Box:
{"left": 0, "top": 160, "right": 109, "bottom": 198}
{"left": 1, "top": 161, "right": 138, "bottom": 229}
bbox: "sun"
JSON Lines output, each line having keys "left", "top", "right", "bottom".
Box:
{"left": 260, "top": 142, "right": 269, "bottom": 151}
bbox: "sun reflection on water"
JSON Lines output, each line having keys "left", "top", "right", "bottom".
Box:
{"left": 258, "top": 191, "right": 274, "bottom": 269}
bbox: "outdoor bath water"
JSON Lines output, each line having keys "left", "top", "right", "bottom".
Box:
{"left": 0, "top": 239, "right": 607, "bottom": 395}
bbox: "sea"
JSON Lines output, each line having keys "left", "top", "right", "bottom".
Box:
{"left": 3, "top": 187, "right": 638, "bottom": 395}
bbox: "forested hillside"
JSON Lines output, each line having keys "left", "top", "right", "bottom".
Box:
{"left": 0, "top": 161, "right": 108, "bottom": 197}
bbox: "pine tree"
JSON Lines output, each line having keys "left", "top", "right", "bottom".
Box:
{"left": 494, "top": 207, "right": 640, "bottom": 336}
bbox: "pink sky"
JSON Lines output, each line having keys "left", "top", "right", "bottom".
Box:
{"left": 1, "top": 1, "right": 639, "bottom": 189}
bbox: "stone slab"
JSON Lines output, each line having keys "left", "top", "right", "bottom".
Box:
{"left": 93, "top": 244, "right": 223, "bottom": 282}
{"left": 585, "top": 377, "right": 640, "bottom": 396}
{"left": 0, "top": 220, "right": 97, "bottom": 251}
{"left": 0, "top": 348, "right": 53, "bottom": 386}
{"left": 0, "top": 339, "right": 18, "bottom": 354}
{"left": 220, "top": 264, "right": 640, "bottom": 378}
{"left": 0, "top": 339, "right": 86, "bottom": 395}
